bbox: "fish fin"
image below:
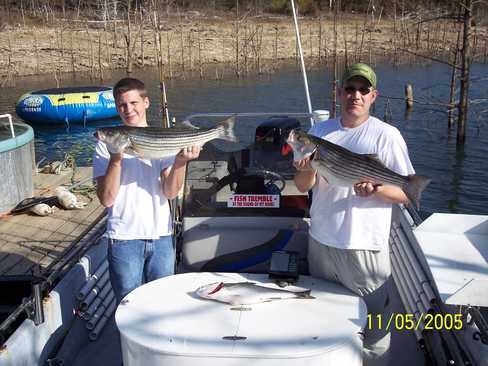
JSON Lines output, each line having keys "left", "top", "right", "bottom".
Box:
{"left": 210, "top": 115, "right": 252, "bottom": 152}
{"left": 362, "top": 153, "right": 378, "bottom": 159}
{"left": 208, "top": 282, "right": 225, "bottom": 295}
{"left": 404, "top": 175, "right": 432, "bottom": 209}
{"left": 293, "top": 145, "right": 316, "bottom": 162}
{"left": 225, "top": 282, "right": 257, "bottom": 287}
{"left": 179, "top": 119, "right": 200, "bottom": 130}
{"left": 126, "top": 145, "right": 144, "bottom": 158}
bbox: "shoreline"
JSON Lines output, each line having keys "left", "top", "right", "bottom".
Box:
{"left": 1, "top": 12, "right": 487, "bottom": 81}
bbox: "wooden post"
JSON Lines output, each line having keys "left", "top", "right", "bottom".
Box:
{"left": 404, "top": 84, "right": 413, "bottom": 109}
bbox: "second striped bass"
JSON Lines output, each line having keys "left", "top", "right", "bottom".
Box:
{"left": 287, "top": 129, "right": 431, "bottom": 208}
{"left": 95, "top": 117, "right": 237, "bottom": 159}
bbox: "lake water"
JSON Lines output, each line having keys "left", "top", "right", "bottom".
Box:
{"left": 1, "top": 61, "right": 487, "bottom": 216}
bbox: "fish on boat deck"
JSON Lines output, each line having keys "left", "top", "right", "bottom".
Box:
{"left": 10, "top": 196, "right": 59, "bottom": 215}
{"left": 95, "top": 117, "right": 238, "bottom": 159}
{"left": 286, "top": 129, "right": 431, "bottom": 208}
{"left": 55, "top": 187, "right": 87, "bottom": 209}
{"left": 195, "top": 281, "right": 314, "bottom": 306}
{"left": 30, "top": 203, "right": 55, "bottom": 216}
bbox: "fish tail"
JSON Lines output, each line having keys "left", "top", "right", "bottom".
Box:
{"left": 404, "top": 175, "right": 432, "bottom": 209}
{"left": 217, "top": 116, "right": 237, "bottom": 142}
{"left": 211, "top": 116, "right": 251, "bottom": 152}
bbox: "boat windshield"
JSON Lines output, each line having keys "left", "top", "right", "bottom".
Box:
{"left": 182, "top": 114, "right": 313, "bottom": 218}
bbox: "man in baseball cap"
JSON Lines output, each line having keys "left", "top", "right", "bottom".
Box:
{"left": 294, "top": 61, "right": 416, "bottom": 365}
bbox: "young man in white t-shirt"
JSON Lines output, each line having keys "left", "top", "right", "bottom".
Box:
{"left": 293, "top": 63, "right": 414, "bottom": 366}
{"left": 93, "top": 77, "right": 201, "bottom": 303}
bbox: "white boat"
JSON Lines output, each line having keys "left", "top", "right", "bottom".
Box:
{"left": 1, "top": 112, "right": 487, "bottom": 366}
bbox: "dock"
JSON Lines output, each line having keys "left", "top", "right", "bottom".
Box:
{"left": 0, "top": 167, "right": 105, "bottom": 276}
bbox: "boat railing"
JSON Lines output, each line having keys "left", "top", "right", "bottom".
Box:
{"left": 0, "top": 211, "right": 107, "bottom": 345}
{"left": 183, "top": 112, "right": 314, "bottom": 122}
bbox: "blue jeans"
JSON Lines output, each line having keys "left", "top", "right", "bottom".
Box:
{"left": 108, "top": 235, "right": 175, "bottom": 303}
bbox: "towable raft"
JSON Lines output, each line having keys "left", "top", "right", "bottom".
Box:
{"left": 16, "top": 86, "right": 118, "bottom": 125}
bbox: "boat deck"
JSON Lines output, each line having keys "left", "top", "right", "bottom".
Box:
{"left": 0, "top": 167, "right": 105, "bottom": 276}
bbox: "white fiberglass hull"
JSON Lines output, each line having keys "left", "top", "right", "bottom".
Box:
{"left": 116, "top": 272, "right": 367, "bottom": 366}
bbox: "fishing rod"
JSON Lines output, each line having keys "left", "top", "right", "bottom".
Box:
{"left": 290, "top": 0, "right": 314, "bottom": 126}
{"left": 160, "top": 81, "right": 171, "bottom": 128}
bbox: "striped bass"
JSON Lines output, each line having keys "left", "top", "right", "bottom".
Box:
{"left": 287, "top": 129, "right": 431, "bottom": 208}
{"left": 95, "top": 117, "right": 237, "bottom": 159}
{"left": 195, "top": 281, "right": 314, "bottom": 306}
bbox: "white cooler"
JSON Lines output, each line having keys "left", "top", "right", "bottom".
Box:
{"left": 116, "top": 272, "right": 367, "bottom": 366}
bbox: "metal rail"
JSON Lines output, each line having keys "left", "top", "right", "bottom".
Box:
{"left": 0, "top": 212, "right": 107, "bottom": 345}
{"left": 0, "top": 113, "right": 15, "bottom": 138}
{"left": 290, "top": 0, "right": 313, "bottom": 124}
{"left": 183, "top": 112, "right": 313, "bottom": 121}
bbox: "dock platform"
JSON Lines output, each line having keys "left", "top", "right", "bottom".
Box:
{"left": 0, "top": 167, "right": 105, "bottom": 276}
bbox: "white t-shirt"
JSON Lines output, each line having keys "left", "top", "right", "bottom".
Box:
{"left": 93, "top": 141, "right": 175, "bottom": 240}
{"left": 308, "top": 116, "right": 415, "bottom": 251}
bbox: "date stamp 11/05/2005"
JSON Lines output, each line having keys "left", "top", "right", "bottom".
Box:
{"left": 366, "top": 313, "right": 463, "bottom": 331}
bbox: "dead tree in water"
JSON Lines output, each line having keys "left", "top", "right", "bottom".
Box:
{"left": 331, "top": 0, "right": 339, "bottom": 119}
{"left": 457, "top": 0, "right": 472, "bottom": 145}
{"left": 125, "top": 0, "right": 133, "bottom": 74}
{"left": 234, "top": 0, "right": 240, "bottom": 78}
{"left": 448, "top": 19, "right": 461, "bottom": 129}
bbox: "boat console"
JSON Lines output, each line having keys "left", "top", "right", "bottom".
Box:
{"left": 179, "top": 115, "right": 311, "bottom": 274}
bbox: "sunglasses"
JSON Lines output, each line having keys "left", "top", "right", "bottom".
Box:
{"left": 344, "top": 86, "right": 373, "bottom": 95}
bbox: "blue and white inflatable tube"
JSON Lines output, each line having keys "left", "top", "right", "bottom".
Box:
{"left": 16, "top": 86, "right": 118, "bottom": 125}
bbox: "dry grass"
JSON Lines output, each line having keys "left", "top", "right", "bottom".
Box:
{"left": 0, "top": 12, "right": 486, "bottom": 79}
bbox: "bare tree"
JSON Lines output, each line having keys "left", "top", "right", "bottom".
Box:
{"left": 457, "top": 0, "right": 472, "bottom": 145}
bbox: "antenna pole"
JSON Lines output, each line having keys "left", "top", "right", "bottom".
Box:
{"left": 290, "top": 0, "right": 314, "bottom": 126}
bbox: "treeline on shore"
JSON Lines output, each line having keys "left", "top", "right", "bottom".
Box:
{"left": 0, "top": 0, "right": 487, "bottom": 24}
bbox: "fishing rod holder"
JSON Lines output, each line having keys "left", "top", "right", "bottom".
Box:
{"left": 30, "top": 277, "right": 45, "bottom": 326}
{"left": 0, "top": 274, "right": 46, "bottom": 346}
{"left": 465, "top": 306, "right": 488, "bottom": 345}
{"left": 19, "top": 275, "right": 47, "bottom": 326}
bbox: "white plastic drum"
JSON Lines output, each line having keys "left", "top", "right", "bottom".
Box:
{"left": 116, "top": 272, "right": 367, "bottom": 366}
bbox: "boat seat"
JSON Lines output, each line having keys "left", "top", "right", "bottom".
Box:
{"left": 178, "top": 216, "right": 310, "bottom": 274}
